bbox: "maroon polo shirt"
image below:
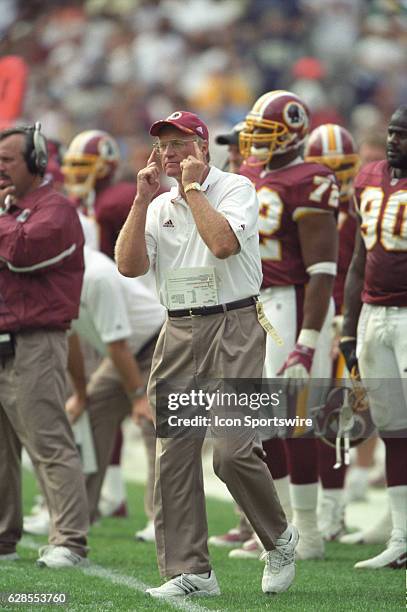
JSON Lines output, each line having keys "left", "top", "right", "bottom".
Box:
{"left": 0, "top": 182, "right": 84, "bottom": 332}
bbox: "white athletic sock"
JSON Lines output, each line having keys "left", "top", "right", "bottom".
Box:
{"left": 291, "top": 482, "right": 318, "bottom": 511}
{"left": 291, "top": 483, "right": 319, "bottom": 533}
{"left": 100, "top": 465, "right": 126, "bottom": 502}
{"left": 273, "top": 475, "right": 293, "bottom": 522}
{"left": 322, "top": 488, "right": 344, "bottom": 503}
{"left": 348, "top": 466, "right": 369, "bottom": 482}
{"left": 388, "top": 485, "right": 407, "bottom": 539}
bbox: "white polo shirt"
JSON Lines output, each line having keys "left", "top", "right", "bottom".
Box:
{"left": 78, "top": 210, "right": 99, "bottom": 251}
{"left": 72, "top": 247, "right": 166, "bottom": 356}
{"left": 145, "top": 166, "right": 262, "bottom": 308}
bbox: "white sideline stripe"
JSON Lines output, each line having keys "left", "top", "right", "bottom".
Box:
{"left": 82, "top": 566, "right": 213, "bottom": 612}
{"left": 6, "top": 243, "right": 76, "bottom": 272}
{"left": 19, "top": 538, "right": 214, "bottom": 612}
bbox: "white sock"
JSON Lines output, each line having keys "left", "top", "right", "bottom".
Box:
{"left": 348, "top": 466, "right": 369, "bottom": 482}
{"left": 273, "top": 475, "right": 293, "bottom": 522}
{"left": 388, "top": 485, "right": 407, "bottom": 539}
{"left": 100, "top": 465, "right": 126, "bottom": 502}
{"left": 291, "top": 482, "right": 318, "bottom": 511}
{"left": 291, "top": 483, "right": 319, "bottom": 532}
{"left": 322, "top": 488, "right": 344, "bottom": 503}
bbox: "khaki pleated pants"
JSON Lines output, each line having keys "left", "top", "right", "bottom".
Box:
{"left": 148, "top": 305, "right": 287, "bottom": 577}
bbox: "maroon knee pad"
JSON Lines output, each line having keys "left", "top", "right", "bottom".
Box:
{"left": 284, "top": 437, "right": 319, "bottom": 484}
{"left": 262, "top": 437, "right": 289, "bottom": 479}
{"left": 383, "top": 437, "right": 407, "bottom": 487}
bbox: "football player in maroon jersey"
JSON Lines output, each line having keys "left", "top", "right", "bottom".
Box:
{"left": 305, "top": 124, "right": 360, "bottom": 540}
{"left": 340, "top": 105, "right": 407, "bottom": 569}
{"left": 236, "top": 91, "right": 339, "bottom": 560}
{"left": 62, "top": 130, "right": 136, "bottom": 258}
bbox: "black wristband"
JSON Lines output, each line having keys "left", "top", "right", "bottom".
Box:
{"left": 339, "top": 337, "right": 358, "bottom": 373}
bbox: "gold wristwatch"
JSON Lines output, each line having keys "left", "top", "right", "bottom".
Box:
{"left": 184, "top": 182, "right": 202, "bottom": 194}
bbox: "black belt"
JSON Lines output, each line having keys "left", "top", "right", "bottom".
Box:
{"left": 168, "top": 296, "right": 258, "bottom": 318}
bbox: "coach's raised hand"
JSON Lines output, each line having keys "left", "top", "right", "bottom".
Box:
{"left": 181, "top": 141, "right": 206, "bottom": 189}
{"left": 136, "top": 148, "right": 161, "bottom": 203}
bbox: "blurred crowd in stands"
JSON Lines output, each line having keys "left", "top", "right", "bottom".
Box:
{"left": 1, "top": 0, "right": 406, "bottom": 175}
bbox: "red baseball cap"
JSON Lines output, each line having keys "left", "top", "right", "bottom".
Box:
{"left": 150, "top": 111, "right": 209, "bottom": 140}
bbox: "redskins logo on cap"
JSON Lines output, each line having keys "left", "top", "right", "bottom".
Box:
{"left": 167, "top": 111, "right": 183, "bottom": 120}
{"left": 283, "top": 102, "right": 308, "bottom": 129}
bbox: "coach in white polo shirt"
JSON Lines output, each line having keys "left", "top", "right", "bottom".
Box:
{"left": 116, "top": 111, "right": 298, "bottom": 598}
{"left": 66, "top": 246, "right": 165, "bottom": 524}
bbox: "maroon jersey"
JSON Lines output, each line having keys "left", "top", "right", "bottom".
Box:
{"left": 354, "top": 160, "right": 407, "bottom": 306}
{"left": 95, "top": 182, "right": 136, "bottom": 259}
{"left": 333, "top": 197, "right": 357, "bottom": 313}
{"left": 241, "top": 160, "right": 339, "bottom": 286}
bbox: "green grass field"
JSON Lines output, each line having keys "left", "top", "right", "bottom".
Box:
{"left": 0, "top": 470, "right": 404, "bottom": 612}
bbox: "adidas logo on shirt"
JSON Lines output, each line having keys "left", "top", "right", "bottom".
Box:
{"left": 163, "top": 219, "right": 175, "bottom": 228}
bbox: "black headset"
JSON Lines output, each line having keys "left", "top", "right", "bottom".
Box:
{"left": 24, "top": 122, "right": 48, "bottom": 175}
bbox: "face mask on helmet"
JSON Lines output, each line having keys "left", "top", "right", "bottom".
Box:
{"left": 62, "top": 130, "right": 120, "bottom": 199}
{"left": 305, "top": 124, "right": 360, "bottom": 200}
{"left": 311, "top": 381, "right": 376, "bottom": 468}
{"left": 240, "top": 90, "right": 310, "bottom": 167}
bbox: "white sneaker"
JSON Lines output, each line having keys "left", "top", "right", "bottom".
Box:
{"left": 261, "top": 524, "right": 299, "bottom": 594}
{"left": 318, "top": 496, "right": 346, "bottom": 541}
{"left": 135, "top": 520, "right": 155, "bottom": 542}
{"left": 0, "top": 552, "right": 19, "bottom": 561}
{"left": 339, "top": 508, "right": 392, "bottom": 545}
{"left": 146, "top": 570, "right": 220, "bottom": 598}
{"left": 354, "top": 534, "right": 406, "bottom": 569}
{"left": 228, "top": 536, "right": 262, "bottom": 559}
{"left": 37, "top": 545, "right": 89, "bottom": 568}
{"left": 23, "top": 509, "right": 50, "bottom": 536}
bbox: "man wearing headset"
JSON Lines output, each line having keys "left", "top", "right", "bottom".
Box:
{"left": 0, "top": 124, "right": 89, "bottom": 568}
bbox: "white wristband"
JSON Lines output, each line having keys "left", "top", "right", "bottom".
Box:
{"left": 306, "top": 261, "right": 337, "bottom": 276}
{"left": 297, "top": 329, "right": 320, "bottom": 349}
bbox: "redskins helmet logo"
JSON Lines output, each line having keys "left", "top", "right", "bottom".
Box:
{"left": 98, "top": 137, "right": 117, "bottom": 160}
{"left": 283, "top": 102, "right": 307, "bottom": 129}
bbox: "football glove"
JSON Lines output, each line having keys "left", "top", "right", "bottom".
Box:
{"left": 277, "top": 329, "right": 319, "bottom": 391}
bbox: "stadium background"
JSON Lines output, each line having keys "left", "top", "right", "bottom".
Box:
{"left": 1, "top": 0, "right": 406, "bottom": 174}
